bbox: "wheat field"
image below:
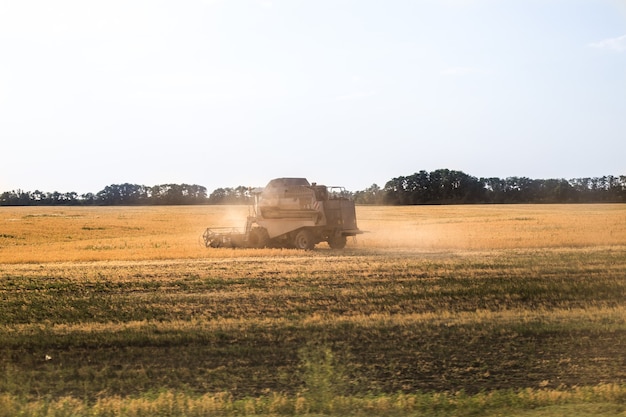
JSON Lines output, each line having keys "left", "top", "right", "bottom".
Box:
{"left": 1, "top": 204, "right": 625, "bottom": 416}
{"left": 1, "top": 204, "right": 624, "bottom": 263}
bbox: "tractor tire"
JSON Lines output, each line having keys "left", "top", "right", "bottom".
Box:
{"left": 328, "top": 235, "right": 347, "bottom": 249}
{"left": 293, "top": 229, "right": 315, "bottom": 250}
{"left": 248, "top": 227, "right": 270, "bottom": 248}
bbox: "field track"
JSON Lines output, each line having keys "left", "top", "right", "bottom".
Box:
{"left": 0, "top": 204, "right": 625, "bottom": 404}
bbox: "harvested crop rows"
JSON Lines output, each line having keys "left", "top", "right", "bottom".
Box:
{"left": 0, "top": 205, "right": 625, "bottom": 406}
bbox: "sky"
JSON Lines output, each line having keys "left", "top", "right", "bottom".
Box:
{"left": 1, "top": 0, "right": 625, "bottom": 194}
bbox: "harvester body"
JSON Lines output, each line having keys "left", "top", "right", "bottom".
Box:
{"left": 203, "top": 178, "right": 361, "bottom": 250}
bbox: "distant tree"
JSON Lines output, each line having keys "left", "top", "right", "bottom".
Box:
{"left": 537, "top": 179, "right": 575, "bottom": 203}
{"left": 81, "top": 193, "right": 96, "bottom": 205}
{"left": 0, "top": 191, "right": 16, "bottom": 205}
{"left": 185, "top": 184, "right": 208, "bottom": 203}
{"left": 382, "top": 176, "right": 407, "bottom": 205}
{"left": 614, "top": 176, "right": 626, "bottom": 201}
{"left": 382, "top": 169, "right": 482, "bottom": 205}
{"left": 207, "top": 186, "right": 252, "bottom": 204}
{"left": 31, "top": 190, "right": 45, "bottom": 204}
{"left": 162, "top": 184, "right": 183, "bottom": 204}
{"left": 208, "top": 187, "right": 229, "bottom": 204}
{"left": 408, "top": 171, "right": 430, "bottom": 204}
{"left": 0, "top": 190, "right": 32, "bottom": 205}
{"left": 354, "top": 184, "right": 383, "bottom": 205}
{"left": 96, "top": 185, "right": 122, "bottom": 205}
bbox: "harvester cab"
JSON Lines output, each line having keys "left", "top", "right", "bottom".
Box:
{"left": 203, "top": 177, "right": 362, "bottom": 250}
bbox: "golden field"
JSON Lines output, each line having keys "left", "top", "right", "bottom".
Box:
{"left": 1, "top": 204, "right": 625, "bottom": 263}
{"left": 0, "top": 204, "right": 625, "bottom": 416}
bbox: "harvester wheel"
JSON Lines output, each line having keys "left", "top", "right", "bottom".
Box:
{"left": 248, "top": 227, "right": 270, "bottom": 248}
{"left": 328, "top": 235, "right": 347, "bottom": 249}
{"left": 293, "top": 229, "right": 315, "bottom": 250}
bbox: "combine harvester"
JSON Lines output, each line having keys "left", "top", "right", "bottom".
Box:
{"left": 203, "top": 178, "right": 362, "bottom": 250}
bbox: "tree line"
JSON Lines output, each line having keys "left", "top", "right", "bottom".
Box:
{"left": 0, "top": 184, "right": 210, "bottom": 206}
{"left": 1, "top": 170, "right": 625, "bottom": 206}
{"left": 372, "top": 169, "right": 626, "bottom": 205}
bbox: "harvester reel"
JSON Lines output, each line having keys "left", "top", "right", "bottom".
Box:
{"left": 202, "top": 228, "right": 222, "bottom": 248}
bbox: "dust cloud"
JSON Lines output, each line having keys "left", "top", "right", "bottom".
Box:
{"left": 357, "top": 218, "right": 467, "bottom": 251}
{"left": 355, "top": 205, "right": 626, "bottom": 251}
{"left": 209, "top": 206, "right": 250, "bottom": 230}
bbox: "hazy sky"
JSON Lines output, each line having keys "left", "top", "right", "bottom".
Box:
{"left": 1, "top": 0, "right": 625, "bottom": 194}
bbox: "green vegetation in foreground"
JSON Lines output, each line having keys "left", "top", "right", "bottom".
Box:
{"left": 0, "top": 247, "right": 625, "bottom": 414}
{"left": 0, "top": 384, "right": 624, "bottom": 417}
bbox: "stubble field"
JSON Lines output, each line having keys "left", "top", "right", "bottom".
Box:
{"left": 0, "top": 204, "right": 625, "bottom": 416}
